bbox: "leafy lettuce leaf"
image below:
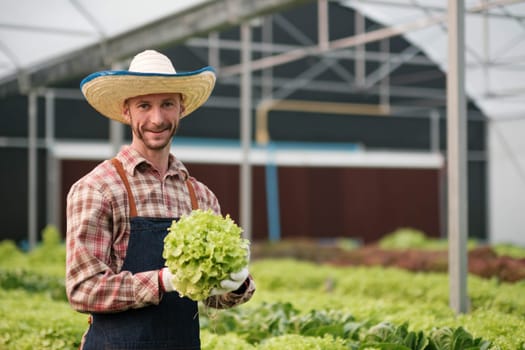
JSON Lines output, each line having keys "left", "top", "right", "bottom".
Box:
{"left": 163, "top": 209, "right": 249, "bottom": 301}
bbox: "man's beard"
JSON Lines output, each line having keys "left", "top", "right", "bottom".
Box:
{"left": 133, "top": 121, "right": 178, "bottom": 150}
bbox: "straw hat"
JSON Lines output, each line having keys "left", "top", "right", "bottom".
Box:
{"left": 80, "top": 50, "right": 216, "bottom": 124}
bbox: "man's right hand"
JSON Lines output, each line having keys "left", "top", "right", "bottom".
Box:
{"left": 159, "top": 267, "right": 176, "bottom": 293}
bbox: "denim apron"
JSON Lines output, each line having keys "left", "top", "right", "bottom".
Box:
{"left": 82, "top": 158, "right": 200, "bottom": 350}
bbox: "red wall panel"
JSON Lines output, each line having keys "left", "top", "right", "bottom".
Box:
{"left": 61, "top": 160, "right": 441, "bottom": 243}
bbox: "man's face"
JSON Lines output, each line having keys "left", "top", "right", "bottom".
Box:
{"left": 124, "top": 93, "right": 184, "bottom": 151}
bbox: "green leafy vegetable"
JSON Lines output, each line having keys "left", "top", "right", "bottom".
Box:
{"left": 428, "top": 327, "right": 491, "bottom": 350}
{"left": 361, "top": 322, "right": 429, "bottom": 350}
{"left": 163, "top": 209, "right": 249, "bottom": 301}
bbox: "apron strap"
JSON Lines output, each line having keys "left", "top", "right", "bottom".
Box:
{"left": 111, "top": 158, "right": 199, "bottom": 216}
{"left": 111, "top": 158, "right": 138, "bottom": 217}
{"left": 186, "top": 178, "right": 199, "bottom": 210}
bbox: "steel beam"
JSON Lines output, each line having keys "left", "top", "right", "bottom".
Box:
{"left": 447, "top": 0, "right": 469, "bottom": 314}
{"left": 188, "top": 36, "right": 437, "bottom": 66}
{"left": 240, "top": 23, "right": 253, "bottom": 240}
{"left": 219, "top": 0, "right": 522, "bottom": 77}
{"left": 27, "top": 92, "right": 38, "bottom": 250}
{"left": 256, "top": 99, "right": 390, "bottom": 144}
{"left": 0, "top": 0, "right": 313, "bottom": 97}
{"left": 220, "top": 13, "right": 444, "bottom": 76}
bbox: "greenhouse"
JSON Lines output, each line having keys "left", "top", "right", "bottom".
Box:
{"left": 1, "top": 0, "right": 524, "bottom": 349}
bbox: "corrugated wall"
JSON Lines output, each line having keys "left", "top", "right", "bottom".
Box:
{"left": 61, "top": 160, "right": 441, "bottom": 243}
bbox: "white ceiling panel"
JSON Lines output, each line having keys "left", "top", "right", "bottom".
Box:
{"left": 0, "top": 0, "right": 206, "bottom": 81}
{"left": 341, "top": 0, "right": 525, "bottom": 119}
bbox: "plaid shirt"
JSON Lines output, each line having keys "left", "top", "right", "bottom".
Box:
{"left": 66, "top": 146, "right": 254, "bottom": 313}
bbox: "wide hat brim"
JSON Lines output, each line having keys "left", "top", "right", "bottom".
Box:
{"left": 80, "top": 67, "right": 216, "bottom": 124}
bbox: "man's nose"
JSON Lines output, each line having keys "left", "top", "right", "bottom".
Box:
{"left": 149, "top": 105, "right": 163, "bottom": 124}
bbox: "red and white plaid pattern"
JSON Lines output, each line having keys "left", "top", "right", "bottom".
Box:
{"left": 65, "top": 146, "right": 252, "bottom": 313}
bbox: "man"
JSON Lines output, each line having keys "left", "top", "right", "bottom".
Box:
{"left": 66, "top": 50, "right": 255, "bottom": 349}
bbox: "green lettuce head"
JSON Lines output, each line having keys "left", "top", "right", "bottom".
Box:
{"left": 163, "top": 209, "right": 250, "bottom": 301}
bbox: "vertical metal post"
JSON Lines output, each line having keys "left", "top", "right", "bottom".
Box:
{"left": 318, "top": 0, "right": 329, "bottom": 51}
{"left": 447, "top": 0, "right": 469, "bottom": 314}
{"left": 28, "top": 91, "right": 38, "bottom": 250}
{"left": 430, "top": 109, "right": 440, "bottom": 153}
{"left": 45, "top": 90, "right": 59, "bottom": 228}
{"left": 379, "top": 38, "right": 390, "bottom": 107}
{"left": 110, "top": 62, "right": 125, "bottom": 154}
{"left": 354, "top": 10, "right": 365, "bottom": 87}
{"left": 240, "top": 22, "right": 252, "bottom": 240}
{"left": 431, "top": 109, "right": 446, "bottom": 240}
{"left": 482, "top": 0, "right": 490, "bottom": 96}
{"left": 261, "top": 15, "right": 281, "bottom": 240}
{"left": 265, "top": 142, "right": 281, "bottom": 241}
{"left": 208, "top": 31, "right": 220, "bottom": 68}
{"left": 481, "top": 2, "right": 491, "bottom": 247}
{"left": 261, "top": 16, "right": 273, "bottom": 99}
{"left": 110, "top": 120, "right": 124, "bottom": 155}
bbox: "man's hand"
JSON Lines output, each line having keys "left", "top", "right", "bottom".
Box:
{"left": 159, "top": 267, "right": 177, "bottom": 293}
{"left": 159, "top": 267, "right": 250, "bottom": 295}
{"left": 210, "top": 267, "right": 249, "bottom": 296}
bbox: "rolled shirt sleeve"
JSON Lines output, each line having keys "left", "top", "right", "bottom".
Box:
{"left": 66, "top": 179, "right": 161, "bottom": 313}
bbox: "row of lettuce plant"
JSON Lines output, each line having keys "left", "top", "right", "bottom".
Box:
{"left": 1, "top": 227, "right": 524, "bottom": 349}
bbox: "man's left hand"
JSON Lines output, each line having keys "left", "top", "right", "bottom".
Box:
{"left": 210, "top": 267, "right": 249, "bottom": 296}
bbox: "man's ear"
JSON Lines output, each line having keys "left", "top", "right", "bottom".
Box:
{"left": 122, "top": 102, "right": 131, "bottom": 123}
{"left": 178, "top": 93, "right": 185, "bottom": 117}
